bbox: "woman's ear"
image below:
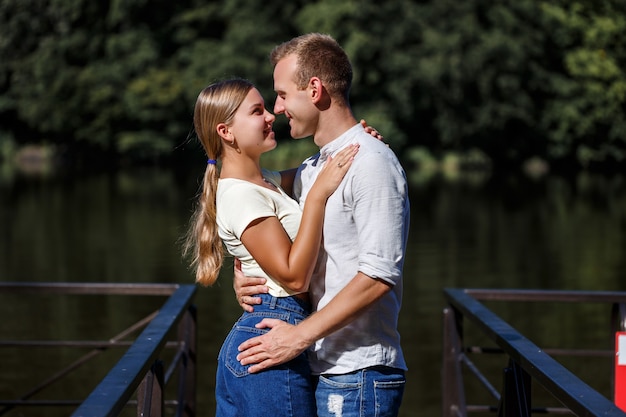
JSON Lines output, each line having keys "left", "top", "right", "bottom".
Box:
{"left": 216, "top": 123, "right": 231, "bottom": 141}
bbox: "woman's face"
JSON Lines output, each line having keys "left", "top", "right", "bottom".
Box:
{"left": 229, "top": 88, "right": 276, "bottom": 157}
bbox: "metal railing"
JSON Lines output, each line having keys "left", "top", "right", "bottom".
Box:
{"left": 442, "top": 289, "right": 626, "bottom": 417}
{"left": 0, "top": 282, "right": 197, "bottom": 417}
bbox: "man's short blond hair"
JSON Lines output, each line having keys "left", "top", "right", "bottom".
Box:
{"left": 270, "top": 33, "right": 352, "bottom": 104}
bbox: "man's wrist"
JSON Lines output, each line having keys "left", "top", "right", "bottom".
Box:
{"left": 295, "top": 315, "right": 320, "bottom": 350}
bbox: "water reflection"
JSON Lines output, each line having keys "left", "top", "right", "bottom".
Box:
{"left": 0, "top": 167, "right": 625, "bottom": 416}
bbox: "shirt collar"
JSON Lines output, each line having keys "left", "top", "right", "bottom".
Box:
{"left": 318, "top": 123, "right": 362, "bottom": 163}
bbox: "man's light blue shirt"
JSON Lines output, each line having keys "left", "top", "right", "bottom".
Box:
{"left": 293, "top": 123, "right": 410, "bottom": 375}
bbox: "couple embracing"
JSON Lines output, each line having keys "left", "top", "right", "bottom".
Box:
{"left": 185, "top": 32, "right": 410, "bottom": 417}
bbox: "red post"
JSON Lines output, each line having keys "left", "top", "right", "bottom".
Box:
{"left": 616, "top": 331, "right": 626, "bottom": 411}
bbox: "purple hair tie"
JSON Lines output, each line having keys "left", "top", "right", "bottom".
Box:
{"left": 207, "top": 159, "right": 217, "bottom": 165}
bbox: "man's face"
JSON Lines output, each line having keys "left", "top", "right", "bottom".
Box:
{"left": 273, "top": 55, "right": 318, "bottom": 139}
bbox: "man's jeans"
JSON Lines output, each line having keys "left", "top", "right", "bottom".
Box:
{"left": 315, "top": 366, "right": 406, "bottom": 417}
{"left": 215, "top": 294, "right": 316, "bottom": 417}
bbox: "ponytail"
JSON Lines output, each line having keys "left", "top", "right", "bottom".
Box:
{"left": 184, "top": 162, "right": 222, "bottom": 286}
{"left": 183, "top": 78, "right": 254, "bottom": 286}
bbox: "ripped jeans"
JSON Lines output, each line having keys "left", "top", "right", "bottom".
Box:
{"left": 314, "top": 366, "right": 405, "bottom": 417}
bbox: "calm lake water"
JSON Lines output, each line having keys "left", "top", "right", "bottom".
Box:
{"left": 1, "top": 164, "right": 625, "bottom": 416}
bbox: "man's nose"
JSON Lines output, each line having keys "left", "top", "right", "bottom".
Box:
{"left": 273, "top": 97, "right": 284, "bottom": 114}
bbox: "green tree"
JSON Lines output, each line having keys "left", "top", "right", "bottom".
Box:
{"left": 401, "top": 0, "right": 626, "bottom": 169}
{"left": 0, "top": 0, "right": 186, "bottom": 159}
{"left": 173, "top": 0, "right": 308, "bottom": 139}
{"left": 539, "top": 0, "right": 626, "bottom": 168}
{"left": 1, "top": 0, "right": 625, "bottom": 170}
{"left": 408, "top": 0, "right": 554, "bottom": 166}
{"left": 294, "top": 0, "right": 423, "bottom": 151}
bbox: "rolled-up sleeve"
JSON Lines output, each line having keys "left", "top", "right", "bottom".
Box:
{"left": 353, "top": 151, "right": 410, "bottom": 286}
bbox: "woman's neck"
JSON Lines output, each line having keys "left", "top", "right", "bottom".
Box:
{"left": 219, "top": 154, "right": 264, "bottom": 183}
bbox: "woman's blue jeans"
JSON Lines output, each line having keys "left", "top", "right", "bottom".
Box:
{"left": 314, "top": 366, "right": 406, "bottom": 417}
{"left": 215, "top": 293, "right": 316, "bottom": 417}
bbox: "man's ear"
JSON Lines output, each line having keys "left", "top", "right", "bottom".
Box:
{"left": 309, "top": 77, "right": 323, "bottom": 104}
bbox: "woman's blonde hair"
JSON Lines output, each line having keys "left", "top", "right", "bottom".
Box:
{"left": 184, "top": 78, "right": 254, "bottom": 286}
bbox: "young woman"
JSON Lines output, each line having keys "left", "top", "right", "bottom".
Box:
{"left": 183, "top": 78, "right": 358, "bottom": 417}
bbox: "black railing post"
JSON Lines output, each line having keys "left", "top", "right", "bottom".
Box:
{"left": 0, "top": 283, "right": 198, "bottom": 417}
{"left": 611, "top": 302, "right": 626, "bottom": 334}
{"left": 442, "top": 306, "right": 467, "bottom": 417}
{"left": 177, "top": 304, "right": 197, "bottom": 417}
{"left": 443, "top": 288, "right": 626, "bottom": 417}
{"left": 72, "top": 285, "right": 197, "bottom": 417}
{"left": 137, "top": 360, "right": 164, "bottom": 417}
{"left": 497, "top": 360, "right": 531, "bottom": 417}
{"left": 612, "top": 303, "right": 626, "bottom": 407}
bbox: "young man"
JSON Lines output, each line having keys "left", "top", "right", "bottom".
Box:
{"left": 235, "top": 33, "right": 410, "bottom": 417}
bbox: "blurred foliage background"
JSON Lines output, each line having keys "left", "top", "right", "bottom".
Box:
{"left": 1, "top": 0, "right": 625, "bottom": 173}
